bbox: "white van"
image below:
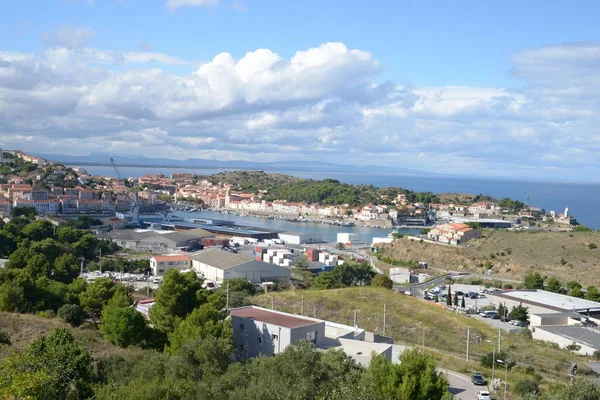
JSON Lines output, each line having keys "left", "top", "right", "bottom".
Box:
{"left": 479, "top": 310, "right": 498, "bottom": 318}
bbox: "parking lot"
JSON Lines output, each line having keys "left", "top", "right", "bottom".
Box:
{"left": 417, "top": 283, "right": 526, "bottom": 332}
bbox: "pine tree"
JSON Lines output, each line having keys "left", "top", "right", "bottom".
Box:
{"left": 446, "top": 286, "right": 452, "bottom": 306}
{"left": 461, "top": 295, "right": 466, "bottom": 309}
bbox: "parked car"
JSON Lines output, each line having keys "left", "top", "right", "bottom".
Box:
{"left": 514, "top": 320, "right": 526, "bottom": 327}
{"left": 472, "top": 374, "right": 487, "bottom": 386}
{"left": 477, "top": 390, "right": 491, "bottom": 400}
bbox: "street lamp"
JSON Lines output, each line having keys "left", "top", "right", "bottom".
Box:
{"left": 497, "top": 359, "right": 509, "bottom": 400}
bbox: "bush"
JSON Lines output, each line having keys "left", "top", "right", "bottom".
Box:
{"left": 589, "top": 243, "right": 597, "bottom": 249}
{"left": 503, "top": 283, "right": 513, "bottom": 290}
{"left": 39, "top": 309, "right": 56, "bottom": 318}
{"left": 513, "top": 378, "right": 541, "bottom": 396}
{"left": 57, "top": 304, "right": 86, "bottom": 327}
{"left": 0, "top": 330, "right": 10, "bottom": 345}
{"left": 371, "top": 274, "right": 393, "bottom": 289}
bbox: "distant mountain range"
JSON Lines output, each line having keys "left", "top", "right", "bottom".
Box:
{"left": 33, "top": 152, "right": 431, "bottom": 176}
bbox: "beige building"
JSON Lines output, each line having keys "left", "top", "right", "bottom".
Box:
{"left": 427, "top": 222, "right": 481, "bottom": 245}
{"left": 150, "top": 254, "right": 192, "bottom": 275}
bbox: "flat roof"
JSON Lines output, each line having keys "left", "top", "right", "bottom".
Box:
{"left": 230, "top": 306, "right": 321, "bottom": 329}
{"left": 537, "top": 326, "right": 600, "bottom": 349}
{"left": 500, "top": 290, "right": 600, "bottom": 312}
{"left": 190, "top": 248, "right": 252, "bottom": 270}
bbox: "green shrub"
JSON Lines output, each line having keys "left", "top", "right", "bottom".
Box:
{"left": 503, "top": 283, "right": 513, "bottom": 290}
{"left": 0, "top": 330, "right": 10, "bottom": 345}
{"left": 589, "top": 243, "right": 597, "bottom": 249}
{"left": 513, "top": 378, "right": 541, "bottom": 396}
{"left": 57, "top": 304, "right": 86, "bottom": 327}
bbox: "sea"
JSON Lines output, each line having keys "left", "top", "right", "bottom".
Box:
{"left": 82, "top": 165, "right": 600, "bottom": 231}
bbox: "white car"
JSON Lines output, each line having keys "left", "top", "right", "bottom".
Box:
{"left": 477, "top": 391, "right": 491, "bottom": 400}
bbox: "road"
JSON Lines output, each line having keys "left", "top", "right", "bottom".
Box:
{"left": 440, "top": 369, "right": 484, "bottom": 400}
{"left": 394, "top": 274, "right": 451, "bottom": 293}
{"left": 429, "top": 266, "right": 522, "bottom": 283}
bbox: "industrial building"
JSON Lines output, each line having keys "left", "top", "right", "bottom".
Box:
{"left": 98, "top": 228, "right": 214, "bottom": 252}
{"left": 337, "top": 232, "right": 359, "bottom": 244}
{"left": 278, "top": 231, "right": 322, "bottom": 245}
{"left": 191, "top": 248, "right": 291, "bottom": 283}
{"left": 494, "top": 290, "right": 600, "bottom": 356}
{"left": 150, "top": 254, "right": 192, "bottom": 276}
{"left": 230, "top": 306, "right": 394, "bottom": 366}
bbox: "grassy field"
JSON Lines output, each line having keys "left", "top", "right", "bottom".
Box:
{"left": 252, "top": 287, "right": 592, "bottom": 392}
{"left": 377, "top": 230, "right": 600, "bottom": 287}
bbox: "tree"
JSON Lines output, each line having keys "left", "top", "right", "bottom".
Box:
{"left": 461, "top": 296, "right": 466, "bottom": 309}
{"left": 565, "top": 342, "right": 581, "bottom": 352}
{"left": 523, "top": 271, "right": 544, "bottom": 289}
{"left": 0, "top": 281, "right": 27, "bottom": 312}
{"left": 223, "top": 278, "right": 256, "bottom": 296}
{"left": 56, "top": 226, "right": 84, "bottom": 244}
{"left": 336, "top": 242, "right": 345, "bottom": 250}
{"left": 294, "top": 254, "right": 309, "bottom": 269}
{"left": 453, "top": 293, "right": 459, "bottom": 307}
{"left": 567, "top": 280, "right": 582, "bottom": 291}
{"left": 22, "top": 220, "right": 54, "bottom": 241}
{"left": 73, "top": 234, "right": 99, "bottom": 260}
{"left": 497, "top": 302, "right": 508, "bottom": 321}
{"left": 0, "top": 231, "right": 17, "bottom": 258}
{"left": 546, "top": 277, "right": 563, "bottom": 293}
{"left": 53, "top": 253, "right": 80, "bottom": 283}
{"left": 166, "top": 303, "right": 229, "bottom": 354}
{"left": 10, "top": 206, "right": 36, "bottom": 218}
{"left": 546, "top": 378, "right": 600, "bottom": 400}
{"left": 101, "top": 306, "right": 148, "bottom": 347}
{"left": 508, "top": 302, "right": 529, "bottom": 323}
{"left": 367, "top": 347, "right": 449, "bottom": 400}
{"left": 584, "top": 286, "right": 600, "bottom": 302}
{"left": 0, "top": 328, "right": 93, "bottom": 399}
{"left": 371, "top": 274, "right": 393, "bottom": 289}
{"left": 79, "top": 278, "right": 116, "bottom": 320}
{"left": 446, "top": 286, "right": 452, "bottom": 306}
{"left": 57, "top": 304, "right": 86, "bottom": 327}
{"left": 570, "top": 287, "right": 585, "bottom": 298}
{"left": 480, "top": 349, "right": 510, "bottom": 369}
{"left": 149, "top": 270, "right": 204, "bottom": 333}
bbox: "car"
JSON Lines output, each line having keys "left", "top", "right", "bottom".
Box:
{"left": 424, "top": 295, "right": 433, "bottom": 301}
{"left": 455, "top": 291, "right": 465, "bottom": 296}
{"left": 472, "top": 374, "right": 487, "bottom": 386}
{"left": 514, "top": 320, "right": 526, "bottom": 327}
{"left": 477, "top": 391, "right": 491, "bottom": 400}
{"left": 477, "top": 294, "right": 486, "bottom": 299}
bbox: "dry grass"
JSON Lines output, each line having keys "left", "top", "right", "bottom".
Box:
{"left": 0, "top": 312, "right": 136, "bottom": 360}
{"left": 378, "top": 230, "right": 600, "bottom": 287}
{"left": 252, "top": 287, "right": 587, "bottom": 389}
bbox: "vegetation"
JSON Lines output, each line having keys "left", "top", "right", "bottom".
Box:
{"left": 371, "top": 274, "right": 394, "bottom": 289}
{"left": 311, "top": 262, "right": 376, "bottom": 289}
{"left": 378, "top": 229, "right": 600, "bottom": 287}
{"left": 524, "top": 272, "right": 544, "bottom": 289}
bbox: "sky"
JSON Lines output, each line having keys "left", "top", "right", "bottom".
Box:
{"left": 1, "top": 0, "right": 600, "bottom": 181}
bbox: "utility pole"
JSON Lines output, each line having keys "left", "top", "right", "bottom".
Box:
{"left": 491, "top": 350, "right": 496, "bottom": 390}
{"left": 301, "top": 295, "right": 304, "bottom": 315}
{"left": 353, "top": 310, "right": 357, "bottom": 328}
{"left": 80, "top": 258, "right": 84, "bottom": 277}
{"left": 313, "top": 307, "right": 317, "bottom": 318}
{"left": 467, "top": 329, "right": 470, "bottom": 361}
{"left": 271, "top": 295, "right": 274, "bottom": 310}
{"left": 383, "top": 303, "right": 387, "bottom": 336}
{"left": 498, "top": 330, "right": 502, "bottom": 352}
{"left": 146, "top": 279, "right": 150, "bottom": 299}
{"left": 99, "top": 248, "right": 102, "bottom": 273}
{"left": 226, "top": 284, "right": 230, "bottom": 310}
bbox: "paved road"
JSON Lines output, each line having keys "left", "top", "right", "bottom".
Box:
{"left": 441, "top": 369, "right": 485, "bottom": 400}
{"left": 394, "top": 274, "right": 451, "bottom": 293}
{"left": 429, "top": 267, "right": 522, "bottom": 283}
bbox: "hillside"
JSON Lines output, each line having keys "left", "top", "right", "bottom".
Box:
{"left": 203, "top": 170, "right": 304, "bottom": 192}
{"left": 378, "top": 230, "right": 600, "bottom": 287}
{"left": 252, "top": 287, "right": 586, "bottom": 386}
{"left": 0, "top": 312, "right": 137, "bottom": 360}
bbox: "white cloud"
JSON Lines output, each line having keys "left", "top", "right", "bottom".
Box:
{"left": 41, "top": 24, "right": 95, "bottom": 49}
{"left": 2, "top": 41, "right": 600, "bottom": 180}
{"left": 166, "top": 0, "right": 219, "bottom": 10}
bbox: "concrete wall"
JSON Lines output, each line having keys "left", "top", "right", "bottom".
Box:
{"left": 531, "top": 327, "right": 598, "bottom": 356}
{"left": 150, "top": 260, "right": 191, "bottom": 276}
{"left": 224, "top": 261, "right": 291, "bottom": 283}
{"left": 192, "top": 261, "right": 224, "bottom": 282}
{"left": 231, "top": 315, "right": 324, "bottom": 359}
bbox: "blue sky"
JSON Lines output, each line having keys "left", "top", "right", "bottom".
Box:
{"left": 2, "top": 0, "right": 600, "bottom": 181}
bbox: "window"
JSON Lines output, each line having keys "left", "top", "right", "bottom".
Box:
{"left": 239, "top": 344, "right": 244, "bottom": 351}
{"left": 158, "top": 269, "right": 164, "bottom": 273}
{"left": 257, "top": 337, "right": 262, "bottom": 344}
{"left": 240, "top": 324, "right": 244, "bottom": 331}
{"left": 272, "top": 333, "right": 278, "bottom": 340}
{"left": 306, "top": 331, "right": 317, "bottom": 344}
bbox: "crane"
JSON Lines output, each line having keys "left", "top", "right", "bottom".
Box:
{"left": 110, "top": 157, "right": 140, "bottom": 226}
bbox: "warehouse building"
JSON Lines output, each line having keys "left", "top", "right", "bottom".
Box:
{"left": 337, "top": 232, "right": 359, "bottom": 244}
{"left": 278, "top": 231, "right": 322, "bottom": 245}
{"left": 98, "top": 228, "right": 214, "bottom": 252}
{"left": 191, "top": 248, "right": 291, "bottom": 283}
{"left": 230, "top": 306, "right": 393, "bottom": 365}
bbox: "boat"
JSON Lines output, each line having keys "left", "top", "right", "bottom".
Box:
{"left": 189, "top": 207, "right": 198, "bottom": 213}
{"left": 343, "top": 222, "right": 355, "bottom": 227}
{"left": 267, "top": 215, "right": 275, "bottom": 219}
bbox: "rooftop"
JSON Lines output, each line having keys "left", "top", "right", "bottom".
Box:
{"left": 191, "top": 247, "right": 252, "bottom": 270}
{"left": 230, "top": 306, "right": 322, "bottom": 329}
{"left": 151, "top": 255, "right": 191, "bottom": 262}
{"left": 537, "top": 325, "right": 600, "bottom": 349}
{"left": 499, "top": 290, "right": 600, "bottom": 312}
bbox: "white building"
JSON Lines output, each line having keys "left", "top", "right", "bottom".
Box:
{"left": 230, "top": 306, "right": 393, "bottom": 366}
{"left": 191, "top": 248, "right": 291, "bottom": 283}
{"left": 337, "top": 232, "right": 359, "bottom": 244}
{"left": 150, "top": 254, "right": 192, "bottom": 276}
{"left": 12, "top": 199, "right": 59, "bottom": 215}
{"left": 278, "top": 231, "right": 322, "bottom": 245}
